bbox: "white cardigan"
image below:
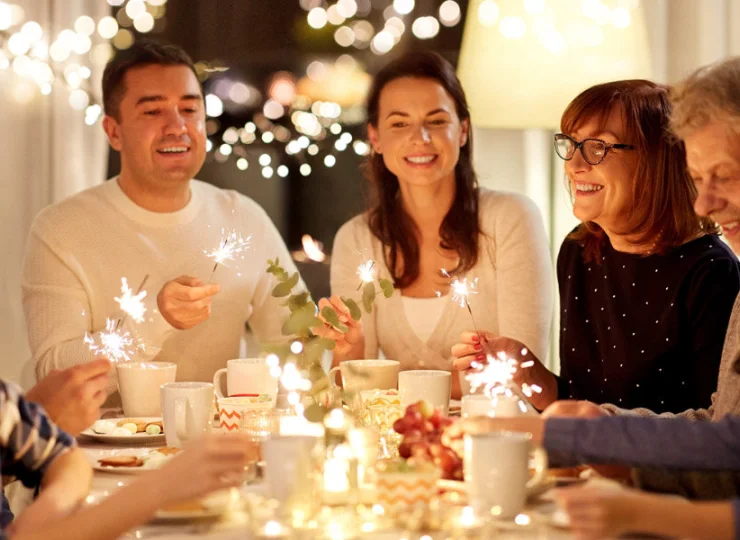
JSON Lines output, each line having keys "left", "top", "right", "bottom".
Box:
{"left": 330, "top": 188, "right": 554, "bottom": 372}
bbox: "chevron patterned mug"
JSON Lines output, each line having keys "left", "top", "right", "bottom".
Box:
{"left": 216, "top": 396, "right": 275, "bottom": 432}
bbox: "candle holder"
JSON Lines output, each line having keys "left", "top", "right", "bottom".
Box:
{"left": 321, "top": 408, "right": 360, "bottom": 508}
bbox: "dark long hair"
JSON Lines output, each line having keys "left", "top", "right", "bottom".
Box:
{"left": 562, "top": 80, "right": 718, "bottom": 262}
{"left": 365, "top": 51, "right": 479, "bottom": 289}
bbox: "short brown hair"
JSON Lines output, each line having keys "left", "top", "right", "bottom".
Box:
{"left": 102, "top": 40, "right": 199, "bottom": 120}
{"left": 670, "top": 56, "right": 740, "bottom": 139}
{"left": 561, "top": 79, "right": 718, "bottom": 262}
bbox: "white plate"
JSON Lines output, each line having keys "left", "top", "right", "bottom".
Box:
{"left": 436, "top": 477, "right": 556, "bottom": 500}
{"left": 153, "top": 488, "right": 242, "bottom": 521}
{"left": 80, "top": 417, "right": 166, "bottom": 445}
{"left": 89, "top": 447, "right": 177, "bottom": 475}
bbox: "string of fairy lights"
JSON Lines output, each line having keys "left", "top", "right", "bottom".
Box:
{"left": 0, "top": 0, "right": 373, "bottom": 177}
{"left": 299, "top": 0, "right": 463, "bottom": 54}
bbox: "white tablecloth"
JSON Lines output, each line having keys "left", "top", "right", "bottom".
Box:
{"left": 80, "top": 439, "right": 574, "bottom": 539}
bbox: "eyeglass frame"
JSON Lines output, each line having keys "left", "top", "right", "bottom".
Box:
{"left": 553, "top": 133, "right": 635, "bottom": 166}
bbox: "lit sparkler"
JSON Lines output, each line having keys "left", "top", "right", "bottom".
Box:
{"left": 204, "top": 229, "right": 252, "bottom": 281}
{"left": 115, "top": 276, "right": 149, "bottom": 325}
{"left": 85, "top": 318, "right": 135, "bottom": 363}
{"left": 466, "top": 351, "right": 518, "bottom": 395}
{"left": 465, "top": 349, "right": 541, "bottom": 414}
{"left": 356, "top": 259, "right": 377, "bottom": 290}
{"left": 442, "top": 269, "right": 482, "bottom": 337}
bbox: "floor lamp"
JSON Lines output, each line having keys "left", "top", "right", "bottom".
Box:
{"left": 457, "top": 0, "right": 654, "bottom": 371}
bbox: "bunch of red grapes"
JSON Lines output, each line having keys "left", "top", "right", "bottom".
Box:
{"left": 392, "top": 400, "right": 464, "bottom": 480}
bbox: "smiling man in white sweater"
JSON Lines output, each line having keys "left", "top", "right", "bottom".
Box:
{"left": 22, "top": 41, "right": 299, "bottom": 393}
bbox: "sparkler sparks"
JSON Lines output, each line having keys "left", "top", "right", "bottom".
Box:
{"left": 450, "top": 277, "right": 479, "bottom": 308}
{"left": 115, "top": 277, "right": 148, "bottom": 324}
{"left": 465, "top": 350, "right": 541, "bottom": 416}
{"left": 204, "top": 230, "right": 252, "bottom": 280}
{"left": 356, "top": 260, "right": 377, "bottom": 286}
{"left": 466, "top": 352, "right": 518, "bottom": 395}
{"left": 85, "top": 319, "right": 135, "bottom": 363}
{"left": 441, "top": 269, "right": 482, "bottom": 337}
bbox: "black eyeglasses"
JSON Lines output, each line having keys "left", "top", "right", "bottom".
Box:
{"left": 553, "top": 133, "right": 635, "bottom": 166}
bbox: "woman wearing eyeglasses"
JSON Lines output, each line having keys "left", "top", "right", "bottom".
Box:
{"left": 454, "top": 80, "right": 740, "bottom": 414}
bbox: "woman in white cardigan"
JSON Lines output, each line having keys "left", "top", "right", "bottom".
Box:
{"left": 319, "top": 51, "right": 553, "bottom": 399}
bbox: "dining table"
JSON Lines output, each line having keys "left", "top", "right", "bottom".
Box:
{"left": 79, "top": 433, "right": 584, "bottom": 539}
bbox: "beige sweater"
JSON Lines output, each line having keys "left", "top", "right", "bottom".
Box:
{"left": 330, "top": 189, "right": 553, "bottom": 372}
{"left": 602, "top": 292, "right": 740, "bottom": 497}
{"left": 22, "top": 179, "right": 298, "bottom": 391}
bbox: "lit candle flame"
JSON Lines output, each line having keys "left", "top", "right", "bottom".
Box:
{"left": 301, "top": 234, "right": 326, "bottom": 262}
{"left": 84, "top": 318, "right": 135, "bottom": 363}
{"left": 114, "top": 277, "right": 147, "bottom": 324}
{"left": 356, "top": 260, "right": 377, "bottom": 285}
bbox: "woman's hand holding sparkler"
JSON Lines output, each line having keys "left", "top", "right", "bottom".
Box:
{"left": 314, "top": 295, "right": 364, "bottom": 362}
{"left": 157, "top": 276, "right": 221, "bottom": 330}
{"left": 451, "top": 331, "right": 559, "bottom": 410}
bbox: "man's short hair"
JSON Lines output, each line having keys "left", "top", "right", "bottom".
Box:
{"left": 102, "top": 40, "right": 200, "bottom": 121}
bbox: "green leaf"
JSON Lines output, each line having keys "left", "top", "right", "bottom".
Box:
{"left": 281, "top": 304, "right": 321, "bottom": 336}
{"left": 380, "top": 279, "right": 394, "bottom": 299}
{"left": 307, "top": 336, "right": 336, "bottom": 353}
{"left": 341, "top": 297, "right": 362, "bottom": 321}
{"left": 321, "top": 306, "right": 348, "bottom": 333}
{"left": 362, "top": 282, "right": 376, "bottom": 314}
{"left": 260, "top": 342, "right": 291, "bottom": 360}
{"left": 304, "top": 404, "right": 327, "bottom": 423}
{"left": 287, "top": 291, "right": 310, "bottom": 312}
{"left": 271, "top": 272, "right": 300, "bottom": 297}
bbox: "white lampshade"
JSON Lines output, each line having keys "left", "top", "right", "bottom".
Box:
{"left": 458, "top": 0, "right": 654, "bottom": 129}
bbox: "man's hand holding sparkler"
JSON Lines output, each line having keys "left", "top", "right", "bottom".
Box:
{"left": 157, "top": 276, "right": 221, "bottom": 330}
{"left": 451, "top": 331, "right": 558, "bottom": 410}
{"left": 314, "top": 295, "right": 364, "bottom": 362}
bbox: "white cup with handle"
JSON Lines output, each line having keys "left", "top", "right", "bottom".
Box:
{"left": 213, "top": 358, "right": 277, "bottom": 400}
{"left": 464, "top": 431, "right": 548, "bottom": 518}
{"left": 462, "top": 393, "right": 525, "bottom": 418}
{"left": 117, "top": 362, "right": 177, "bottom": 417}
{"left": 327, "top": 359, "right": 400, "bottom": 393}
{"left": 399, "top": 370, "right": 451, "bottom": 414}
{"left": 161, "top": 382, "right": 214, "bottom": 448}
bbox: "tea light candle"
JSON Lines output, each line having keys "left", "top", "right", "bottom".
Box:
{"left": 280, "top": 415, "right": 324, "bottom": 437}
{"left": 323, "top": 443, "right": 356, "bottom": 505}
{"left": 256, "top": 520, "right": 289, "bottom": 539}
{"left": 459, "top": 506, "right": 478, "bottom": 528}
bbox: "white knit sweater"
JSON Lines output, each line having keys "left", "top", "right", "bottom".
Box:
{"left": 22, "top": 178, "right": 298, "bottom": 390}
{"left": 330, "top": 189, "right": 554, "bottom": 372}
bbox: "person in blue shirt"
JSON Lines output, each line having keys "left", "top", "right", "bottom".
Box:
{"left": 0, "top": 360, "right": 255, "bottom": 540}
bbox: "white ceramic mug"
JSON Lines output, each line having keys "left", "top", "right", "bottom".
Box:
{"left": 161, "top": 382, "right": 214, "bottom": 448}
{"left": 399, "top": 370, "right": 451, "bottom": 414}
{"left": 263, "top": 435, "right": 320, "bottom": 511}
{"left": 327, "top": 359, "right": 400, "bottom": 392}
{"left": 116, "top": 362, "right": 177, "bottom": 417}
{"left": 461, "top": 393, "right": 524, "bottom": 418}
{"left": 213, "top": 358, "right": 277, "bottom": 400}
{"left": 461, "top": 394, "right": 494, "bottom": 418}
{"left": 464, "top": 432, "right": 548, "bottom": 518}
